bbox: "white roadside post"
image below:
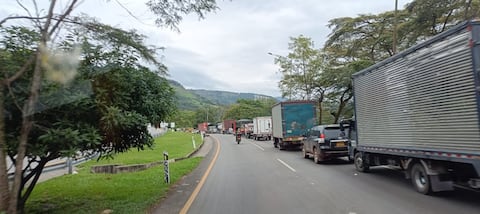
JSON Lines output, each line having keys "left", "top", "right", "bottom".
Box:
{"left": 192, "top": 136, "right": 196, "bottom": 149}
{"left": 163, "top": 151, "right": 170, "bottom": 184}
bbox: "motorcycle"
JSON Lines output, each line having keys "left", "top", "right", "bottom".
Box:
{"left": 236, "top": 133, "right": 241, "bottom": 144}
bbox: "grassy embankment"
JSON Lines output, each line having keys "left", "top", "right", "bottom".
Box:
{"left": 26, "top": 131, "right": 203, "bottom": 214}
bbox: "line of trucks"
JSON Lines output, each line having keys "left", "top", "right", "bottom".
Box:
{"left": 195, "top": 21, "right": 480, "bottom": 194}
{"left": 269, "top": 21, "right": 480, "bottom": 195}
{"left": 198, "top": 116, "right": 273, "bottom": 141}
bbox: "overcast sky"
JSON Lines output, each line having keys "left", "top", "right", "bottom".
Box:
{"left": 1, "top": 0, "right": 413, "bottom": 97}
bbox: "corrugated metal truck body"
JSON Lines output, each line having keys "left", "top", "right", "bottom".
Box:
{"left": 351, "top": 21, "right": 480, "bottom": 194}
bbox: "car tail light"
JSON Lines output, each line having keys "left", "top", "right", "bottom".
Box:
{"left": 320, "top": 133, "right": 325, "bottom": 139}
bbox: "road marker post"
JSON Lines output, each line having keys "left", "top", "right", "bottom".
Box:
{"left": 163, "top": 151, "right": 170, "bottom": 184}
{"left": 192, "top": 136, "right": 196, "bottom": 149}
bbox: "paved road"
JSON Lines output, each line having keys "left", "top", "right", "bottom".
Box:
{"left": 187, "top": 134, "right": 480, "bottom": 214}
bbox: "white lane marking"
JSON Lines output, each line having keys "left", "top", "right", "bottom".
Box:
{"left": 250, "top": 142, "right": 265, "bottom": 151}
{"left": 277, "top": 158, "right": 297, "bottom": 172}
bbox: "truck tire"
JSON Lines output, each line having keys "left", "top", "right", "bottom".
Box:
{"left": 302, "top": 145, "right": 309, "bottom": 159}
{"left": 411, "top": 163, "right": 432, "bottom": 195}
{"left": 354, "top": 152, "right": 369, "bottom": 172}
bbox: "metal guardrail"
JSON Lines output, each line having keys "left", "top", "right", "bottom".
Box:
{"left": 7, "top": 128, "right": 167, "bottom": 180}
{"left": 7, "top": 153, "right": 99, "bottom": 180}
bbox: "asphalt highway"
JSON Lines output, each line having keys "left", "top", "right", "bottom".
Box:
{"left": 185, "top": 134, "right": 480, "bottom": 214}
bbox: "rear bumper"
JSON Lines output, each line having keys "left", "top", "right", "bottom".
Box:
{"left": 280, "top": 141, "right": 303, "bottom": 146}
{"left": 323, "top": 150, "right": 349, "bottom": 157}
{"left": 319, "top": 146, "right": 349, "bottom": 157}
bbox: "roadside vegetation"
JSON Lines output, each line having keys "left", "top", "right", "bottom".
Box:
{"left": 0, "top": 1, "right": 218, "bottom": 212}
{"left": 25, "top": 132, "right": 203, "bottom": 214}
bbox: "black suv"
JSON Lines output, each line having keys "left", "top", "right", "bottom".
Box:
{"left": 302, "top": 124, "right": 349, "bottom": 163}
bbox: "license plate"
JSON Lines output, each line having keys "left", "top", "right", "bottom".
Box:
{"left": 336, "top": 142, "right": 346, "bottom": 147}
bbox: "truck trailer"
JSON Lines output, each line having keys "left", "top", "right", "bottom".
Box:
{"left": 351, "top": 21, "right": 480, "bottom": 194}
{"left": 272, "top": 101, "right": 316, "bottom": 150}
{"left": 223, "top": 119, "right": 236, "bottom": 134}
{"left": 252, "top": 116, "right": 272, "bottom": 141}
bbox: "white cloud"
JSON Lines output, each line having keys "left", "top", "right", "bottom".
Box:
{"left": 0, "top": 0, "right": 413, "bottom": 97}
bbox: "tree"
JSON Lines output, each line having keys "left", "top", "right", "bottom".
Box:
{"left": 0, "top": 1, "right": 219, "bottom": 213}
{"left": 193, "top": 105, "right": 224, "bottom": 125}
{"left": 273, "top": 35, "right": 330, "bottom": 124}
{"left": 324, "top": 10, "right": 412, "bottom": 64}
{"left": 405, "top": 0, "right": 477, "bottom": 39}
{"left": 170, "top": 110, "right": 197, "bottom": 128}
{"left": 223, "top": 99, "right": 276, "bottom": 120}
{"left": 274, "top": 35, "right": 325, "bottom": 100}
{"left": 321, "top": 0, "right": 480, "bottom": 124}
{"left": 322, "top": 60, "right": 373, "bottom": 123}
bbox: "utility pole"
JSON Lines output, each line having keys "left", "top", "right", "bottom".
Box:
{"left": 393, "top": 0, "right": 398, "bottom": 55}
{"left": 268, "top": 52, "right": 293, "bottom": 100}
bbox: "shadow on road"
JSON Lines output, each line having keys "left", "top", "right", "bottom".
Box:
{"left": 312, "top": 156, "right": 351, "bottom": 165}
{"left": 362, "top": 166, "right": 480, "bottom": 205}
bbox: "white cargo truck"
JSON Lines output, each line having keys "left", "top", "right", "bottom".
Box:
{"left": 252, "top": 116, "right": 272, "bottom": 141}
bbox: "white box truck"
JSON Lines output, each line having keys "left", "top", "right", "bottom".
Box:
{"left": 252, "top": 116, "right": 272, "bottom": 141}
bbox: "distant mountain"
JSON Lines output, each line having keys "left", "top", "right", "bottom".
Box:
{"left": 189, "top": 89, "right": 274, "bottom": 106}
{"left": 168, "top": 79, "right": 278, "bottom": 110}
{"left": 168, "top": 80, "right": 215, "bottom": 110}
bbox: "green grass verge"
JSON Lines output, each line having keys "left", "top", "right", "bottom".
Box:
{"left": 25, "top": 131, "right": 205, "bottom": 214}
{"left": 80, "top": 131, "right": 203, "bottom": 168}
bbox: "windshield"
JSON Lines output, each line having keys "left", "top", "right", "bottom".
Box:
{"left": 324, "top": 127, "right": 347, "bottom": 139}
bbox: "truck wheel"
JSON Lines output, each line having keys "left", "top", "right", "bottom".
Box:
{"left": 354, "top": 152, "right": 369, "bottom": 172}
{"left": 302, "top": 145, "right": 309, "bottom": 159}
{"left": 411, "top": 163, "right": 432, "bottom": 195}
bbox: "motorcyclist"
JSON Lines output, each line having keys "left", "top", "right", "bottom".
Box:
{"left": 235, "top": 128, "right": 242, "bottom": 144}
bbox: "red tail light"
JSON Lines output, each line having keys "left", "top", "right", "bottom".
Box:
{"left": 320, "top": 133, "right": 325, "bottom": 139}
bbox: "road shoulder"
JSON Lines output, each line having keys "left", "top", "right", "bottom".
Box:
{"left": 149, "top": 136, "right": 216, "bottom": 214}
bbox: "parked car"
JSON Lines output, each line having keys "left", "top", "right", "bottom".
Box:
{"left": 302, "top": 124, "right": 349, "bottom": 163}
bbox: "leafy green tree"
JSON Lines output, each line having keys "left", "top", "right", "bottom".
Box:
{"left": 322, "top": 60, "right": 373, "bottom": 123}
{"left": 192, "top": 105, "right": 224, "bottom": 125}
{"left": 272, "top": 35, "right": 331, "bottom": 123}
{"left": 170, "top": 110, "right": 196, "bottom": 128}
{"left": 322, "top": 0, "right": 479, "bottom": 125}
{"left": 325, "top": 10, "right": 412, "bottom": 64}
{"left": 223, "top": 99, "right": 276, "bottom": 120}
{"left": 0, "top": 0, "right": 219, "bottom": 213}
{"left": 405, "top": 0, "right": 478, "bottom": 41}
{"left": 274, "top": 35, "right": 325, "bottom": 100}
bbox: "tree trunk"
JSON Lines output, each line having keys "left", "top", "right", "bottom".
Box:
{"left": 0, "top": 84, "right": 10, "bottom": 212}
{"left": 318, "top": 93, "right": 324, "bottom": 125}
{"left": 18, "top": 159, "right": 48, "bottom": 214}
{"left": 465, "top": 0, "right": 473, "bottom": 20}
{"left": 333, "top": 89, "right": 353, "bottom": 124}
{"left": 8, "top": 49, "right": 44, "bottom": 214}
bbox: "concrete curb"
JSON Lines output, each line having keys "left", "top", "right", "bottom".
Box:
{"left": 91, "top": 136, "right": 206, "bottom": 174}
{"left": 173, "top": 137, "right": 206, "bottom": 162}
